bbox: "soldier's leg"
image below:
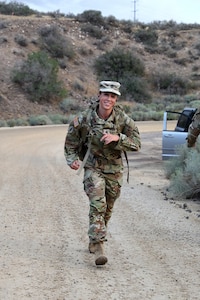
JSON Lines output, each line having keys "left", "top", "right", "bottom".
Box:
{"left": 104, "top": 196, "right": 115, "bottom": 227}
{"left": 84, "top": 169, "right": 108, "bottom": 265}
{"left": 104, "top": 172, "right": 122, "bottom": 226}
{"left": 83, "top": 169, "right": 107, "bottom": 243}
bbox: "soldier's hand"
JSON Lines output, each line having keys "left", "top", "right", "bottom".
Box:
{"left": 70, "top": 160, "right": 80, "bottom": 170}
{"left": 100, "top": 133, "right": 119, "bottom": 145}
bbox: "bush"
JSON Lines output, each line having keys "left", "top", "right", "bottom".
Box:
{"left": 174, "top": 58, "right": 188, "bottom": 66}
{"left": 11, "top": 51, "right": 67, "bottom": 102}
{"left": 38, "top": 25, "right": 75, "bottom": 59}
{"left": 76, "top": 10, "right": 105, "bottom": 27}
{"left": 94, "top": 47, "right": 145, "bottom": 80}
{"left": 7, "top": 118, "right": 28, "bottom": 127}
{"left": 164, "top": 142, "right": 200, "bottom": 198}
{"left": 0, "top": 119, "right": 7, "bottom": 127}
{"left": 14, "top": 34, "right": 28, "bottom": 47}
{"left": 0, "top": 36, "right": 7, "bottom": 44}
{"left": 134, "top": 28, "right": 158, "bottom": 46}
{"left": 28, "top": 115, "right": 53, "bottom": 126}
{"left": 81, "top": 24, "right": 103, "bottom": 39}
{"left": 151, "top": 72, "right": 190, "bottom": 95}
{"left": 105, "top": 15, "right": 120, "bottom": 28}
{"left": 48, "top": 114, "right": 69, "bottom": 124}
{"left": 0, "top": 21, "right": 7, "bottom": 29}
{"left": 94, "top": 47, "right": 148, "bottom": 101}
{"left": 59, "top": 98, "right": 81, "bottom": 113}
{"left": 120, "top": 20, "right": 134, "bottom": 34}
{"left": 0, "top": 1, "right": 36, "bottom": 16}
{"left": 120, "top": 76, "right": 151, "bottom": 102}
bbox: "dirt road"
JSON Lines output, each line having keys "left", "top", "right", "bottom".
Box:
{"left": 0, "top": 122, "right": 199, "bottom": 300}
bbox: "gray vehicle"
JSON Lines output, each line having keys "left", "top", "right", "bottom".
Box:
{"left": 162, "top": 107, "right": 197, "bottom": 160}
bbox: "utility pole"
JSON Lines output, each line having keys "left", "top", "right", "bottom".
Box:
{"left": 131, "top": 0, "right": 138, "bottom": 22}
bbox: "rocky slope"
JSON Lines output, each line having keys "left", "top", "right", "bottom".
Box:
{"left": 1, "top": 14, "right": 200, "bottom": 120}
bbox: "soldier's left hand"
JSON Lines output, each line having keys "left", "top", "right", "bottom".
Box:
{"left": 100, "top": 133, "right": 119, "bottom": 145}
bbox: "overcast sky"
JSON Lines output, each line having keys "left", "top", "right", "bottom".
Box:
{"left": 20, "top": 0, "right": 200, "bottom": 24}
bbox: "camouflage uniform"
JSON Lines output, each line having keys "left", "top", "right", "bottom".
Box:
{"left": 187, "top": 107, "right": 200, "bottom": 147}
{"left": 64, "top": 102, "right": 141, "bottom": 244}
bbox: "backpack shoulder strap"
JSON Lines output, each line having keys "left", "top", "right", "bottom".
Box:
{"left": 77, "top": 107, "right": 94, "bottom": 175}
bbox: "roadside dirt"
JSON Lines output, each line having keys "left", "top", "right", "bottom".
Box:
{"left": 0, "top": 121, "right": 199, "bottom": 300}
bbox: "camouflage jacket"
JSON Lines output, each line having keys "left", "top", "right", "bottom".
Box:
{"left": 64, "top": 103, "right": 141, "bottom": 173}
{"left": 187, "top": 107, "right": 200, "bottom": 147}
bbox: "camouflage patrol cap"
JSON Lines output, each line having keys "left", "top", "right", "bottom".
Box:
{"left": 99, "top": 81, "right": 121, "bottom": 96}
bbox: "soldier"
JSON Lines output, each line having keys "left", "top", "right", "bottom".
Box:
{"left": 64, "top": 81, "right": 141, "bottom": 266}
{"left": 187, "top": 107, "right": 200, "bottom": 147}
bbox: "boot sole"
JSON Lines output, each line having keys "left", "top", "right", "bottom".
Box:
{"left": 95, "top": 255, "right": 108, "bottom": 266}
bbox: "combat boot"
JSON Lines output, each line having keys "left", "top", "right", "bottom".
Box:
{"left": 95, "top": 242, "right": 108, "bottom": 266}
{"left": 88, "top": 242, "right": 97, "bottom": 254}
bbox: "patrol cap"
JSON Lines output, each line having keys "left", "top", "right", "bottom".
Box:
{"left": 99, "top": 81, "right": 121, "bottom": 96}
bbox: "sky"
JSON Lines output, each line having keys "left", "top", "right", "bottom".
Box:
{"left": 19, "top": 0, "right": 200, "bottom": 24}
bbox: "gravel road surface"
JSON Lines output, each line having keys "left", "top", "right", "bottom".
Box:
{"left": 0, "top": 122, "right": 199, "bottom": 300}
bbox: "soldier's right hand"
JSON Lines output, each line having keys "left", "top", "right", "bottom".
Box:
{"left": 70, "top": 160, "right": 80, "bottom": 170}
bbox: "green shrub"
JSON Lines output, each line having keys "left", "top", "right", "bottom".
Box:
{"left": 134, "top": 28, "right": 158, "bottom": 46}
{"left": 174, "top": 58, "right": 188, "bottom": 66}
{"left": 14, "top": 34, "right": 28, "bottom": 47}
{"left": 94, "top": 47, "right": 148, "bottom": 101}
{"left": 72, "top": 81, "right": 84, "bottom": 92}
{"left": 0, "top": 119, "right": 7, "bottom": 127}
{"left": 59, "top": 98, "right": 81, "bottom": 113}
{"left": 144, "top": 45, "right": 161, "bottom": 54}
{"left": 81, "top": 24, "right": 103, "bottom": 39}
{"left": 166, "top": 50, "right": 177, "bottom": 58}
{"left": 11, "top": 51, "right": 67, "bottom": 102}
{"left": 151, "top": 72, "right": 189, "bottom": 95}
{"left": 130, "top": 110, "right": 163, "bottom": 121}
{"left": 78, "top": 46, "right": 93, "bottom": 56}
{"left": 192, "top": 65, "right": 199, "bottom": 72}
{"left": 105, "top": 15, "right": 120, "bottom": 28}
{"left": 48, "top": 114, "right": 69, "bottom": 124}
{"left": 7, "top": 119, "right": 17, "bottom": 127}
{"left": 76, "top": 10, "right": 105, "bottom": 27}
{"left": 120, "top": 20, "right": 134, "bottom": 34}
{"left": 47, "top": 10, "right": 65, "bottom": 19}
{"left": 0, "top": 21, "right": 8, "bottom": 29}
{"left": 94, "top": 36, "right": 111, "bottom": 50}
{"left": 28, "top": 115, "right": 53, "bottom": 126}
{"left": 0, "top": 1, "right": 36, "bottom": 15}
{"left": 38, "top": 25, "right": 75, "bottom": 59}
{"left": 6, "top": 118, "right": 28, "bottom": 127}
{"left": 0, "top": 36, "right": 7, "bottom": 44}
{"left": 164, "top": 142, "right": 200, "bottom": 198}
{"left": 121, "top": 76, "right": 151, "bottom": 102}
{"left": 94, "top": 47, "right": 145, "bottom": 80}
{"left": 189, "top": 100, "right": 200, "bottom": 108}
{"left": 194, "top": 43, "right": 200, "bottom": 51}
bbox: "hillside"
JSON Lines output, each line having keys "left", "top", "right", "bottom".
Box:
{"left": 1, "top": 14, "right": 200, "bottom": 121}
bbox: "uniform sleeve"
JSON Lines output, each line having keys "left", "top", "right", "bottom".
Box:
{"left": 64, "top": 116, "right": 82, "bottom": 166}
{"left": 115, "top": 114, "right": 141, "bottom": 152}
{"left": 187, "top": 108, "right": 200, "bottom": 147}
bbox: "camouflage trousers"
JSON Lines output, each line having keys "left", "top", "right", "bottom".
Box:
{"left": 83, "top": 168, "right": 123, "bottom": 243}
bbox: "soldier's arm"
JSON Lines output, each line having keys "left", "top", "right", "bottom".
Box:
{"left": 115, "top": 115, "right": 141, "bottom": 152}
{"left": 187, "top": 108, "right": 200, "bottom": 147}
{"left": 64, "top": 116, "right": 82, "bottom": 166}
{"left": 187, "top": 125, "right": 200, "bottom": 147}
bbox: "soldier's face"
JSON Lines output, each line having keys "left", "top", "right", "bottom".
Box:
{"left": 99, "top": 92, "right": 118, "bottom": 111}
